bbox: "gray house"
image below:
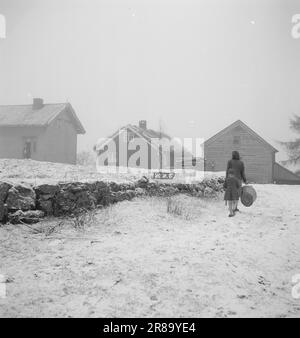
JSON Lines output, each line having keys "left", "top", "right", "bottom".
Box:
{"left": 204, "top": 120, "right": 300, "bottom": 184}
{"left": 0, "top": 98, "right": 85, "bottom": 164}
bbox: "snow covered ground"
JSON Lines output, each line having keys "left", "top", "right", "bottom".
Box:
{"left": 0, "top": 159, "right": 224, "bottom": 185}
{"left": 0, "top": 159, "right": 136, "bottom": 184}
{"left": 0, "top": 184, "right": 300, "bottom": 317}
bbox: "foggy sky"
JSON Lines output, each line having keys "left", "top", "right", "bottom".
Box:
{"left": 0, "top": 0, "right": 300, "bottom": 161}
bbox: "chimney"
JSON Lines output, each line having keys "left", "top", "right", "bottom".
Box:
{"left": 139, "top": 120, "right": 147, "bottom": 130}
{"left": 32, "top": 98, "right": 44, "bottom": 110}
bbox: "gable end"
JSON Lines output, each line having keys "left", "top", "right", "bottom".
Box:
{"left": 204, "top": 120, "right": 278, "bottom": 153}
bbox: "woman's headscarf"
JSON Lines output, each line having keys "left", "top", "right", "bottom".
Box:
{"left": 232, "top": 151, "right": 240, "bottom": 160}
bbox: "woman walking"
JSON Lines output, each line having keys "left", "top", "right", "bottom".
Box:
{"left": 224, "top": 168, "right": 241, "bottom": 217}
{"left": 226, "top": 151, "right": 247, "bottom": 212}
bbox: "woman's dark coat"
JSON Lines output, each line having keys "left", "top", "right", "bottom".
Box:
{"left": 226, "top": 159, "right": 247, "bottom": 183}
{"left": 223, "top": 176, "right": 241, "bottom": 201}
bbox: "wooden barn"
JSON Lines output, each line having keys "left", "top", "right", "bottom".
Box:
{"left": 0, "top": 98, "right": 85, "bottom": 164}
{"left": 204, "top": 120, "right": 300, "bottom": 184}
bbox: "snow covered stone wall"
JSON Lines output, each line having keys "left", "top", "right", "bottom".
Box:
{"left": 0, "top": 176, "right": 225, "bottom": 224}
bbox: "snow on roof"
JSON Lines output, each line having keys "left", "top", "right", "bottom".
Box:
{"left": 0, "top": 102, "right": 85, "bottom": 134}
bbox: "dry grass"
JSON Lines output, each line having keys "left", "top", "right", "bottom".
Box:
{"left": 11, "top": 208, "right": 99, "bottom": 236}
{"left": 166, "top": 195, "right": 205, "bottom": 220}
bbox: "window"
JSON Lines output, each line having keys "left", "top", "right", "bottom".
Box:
{"left": 233, "top": 135, "right": 241, "bottom": 145}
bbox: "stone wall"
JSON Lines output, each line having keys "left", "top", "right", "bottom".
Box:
{"left": 0, "top": 176, "right": 225, "bottom": 224}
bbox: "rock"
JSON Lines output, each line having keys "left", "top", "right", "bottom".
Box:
{"left": 38, "top": 200, "right": 53, "bottom": 215}
{"left": 124, "top": 182, "right": 136, "bottom": 191}
{"left": 218, "top": 176, "right": 225, "bottom": 184}
{"left": 0, "top": 204, "right": 8, "bottom": 223}
{"left": 1, "top": 173, "right": 224, "bottom": 222}
{"left": 93, "top": 181, "right": 111, "bottom": 206}
{"left": 112, "top": 191, "right": 123, "bottom": 202}
{"left": 109, "top": 182, "right": 121, "bottom": 192}
{"left": 53, "top": 186, "right": 96, "bottom": 216}
{"left": 0, "top": 182, "right": 12, "bottom": 222}
{"left": 34, "top": 184, "right": 59, "bottom": 197}
{"left": 125, "top": 189, "right": 135, "bottom": 199}
{"left": 158, "top": 185, "right": 178, "bottom": 196}
{"left": 8, "top": 210, "right": 45, "bottom": 224}
{"left": 175, "top": 183, "right": 189, "bottom": 192}
{"left": 203, "top": 186, "right": 215, "bottom": 197}
{"left": 34, "top": 185, "right": 59, "bottom": 216}
{"left": 6, "top": 183, "right": 36, "bottom": 211}
{"left": 145, "top": 181, "right": 160, "bottom": 195}
{"left": 196, "top": 191, "right": 204, "bottom": 198}
{"left": 166, "top": 186, "right": 179, "bottom": 195}
{"left": 75, "top": 190, "right": 97, "bottom": 208}
{"left": 196, "top": 183, "right": 206, "bottom": 192}
{"left": 112, "top": 190, "right": 135, "bottom": 202}
{"left": 38, "top": 193, "right": 54, "bottom": 201}
{"left": 0, "top": 182, "right": 12, "bottom": 202}
{"left": 58, "top": 182, "right": 89, "bottom": 193}
{"left": 135, "top": 187, "right": 145, "bottom": 196}
{"left": 202, "top": 177, "right": 224, "bottom": 192}
{"left": 137, "top": 175, "right": 149, "bottom": 188}
{"left": 95, "top": 181, "right": 109, "bottom": 190}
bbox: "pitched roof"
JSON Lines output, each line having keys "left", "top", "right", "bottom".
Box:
{"left": 0, "top": 102, "right": 85, "bottom": 134}
{"left": 95, "top": 123, "right": 193, "bottom": 157}
{"left": 129, "top": 125, "right": 171, "bottom": 140}
{"left": 96, "top": 124, "right": 171, "bottom": 150}
{"left": 204, "top": 119, "right": 278, "bottom": 153}
{"left": 274, "top": 162, "right": 300, "bottom": 181}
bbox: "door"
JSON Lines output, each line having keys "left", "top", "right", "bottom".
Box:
{"left": 23, "top": 138, "right": 36, "bottom": 159}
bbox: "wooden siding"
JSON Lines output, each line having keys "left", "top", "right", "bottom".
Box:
{"left": 204, "top": 125, "right": 275, "bottom": 183}
{"left": 39, "top": 110, "right": 77, "bottom": 164}
{"left": 0, "top": 110, "right": 78, "bottom": 164}
{"left": 0, "top": 126, "right": 44, "bottom": 160}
